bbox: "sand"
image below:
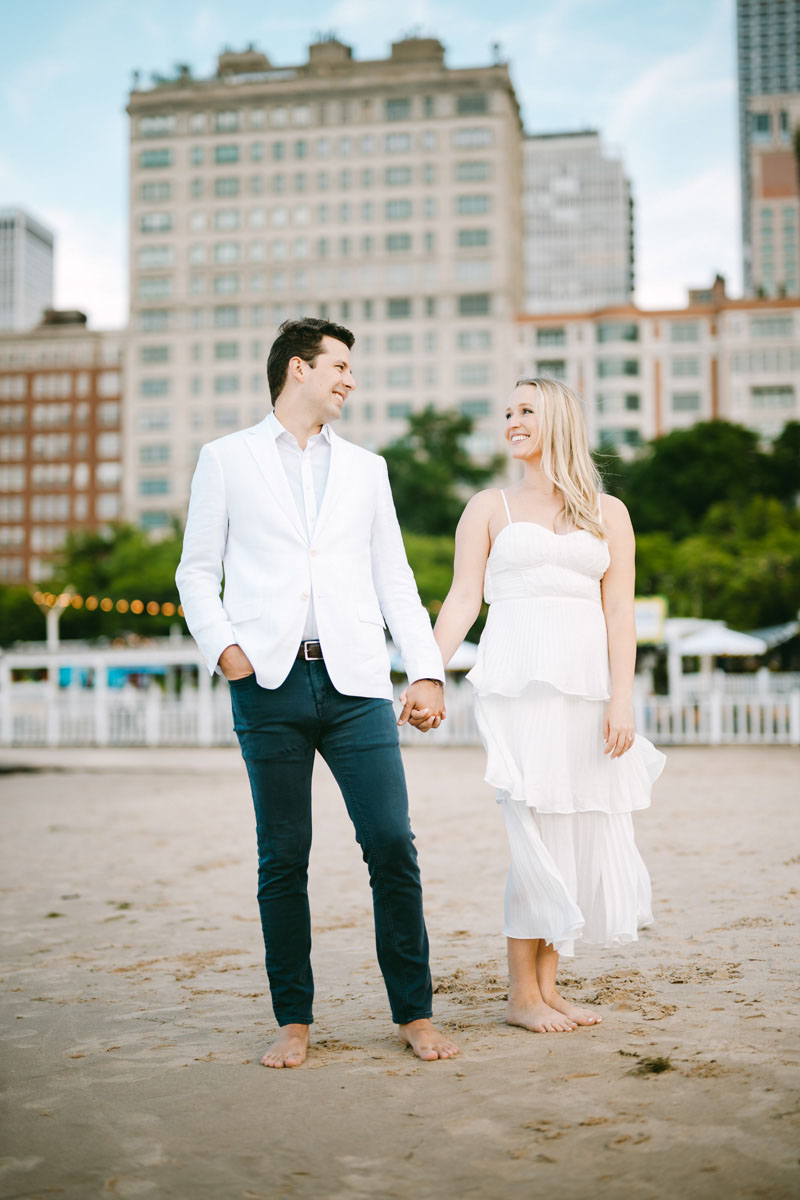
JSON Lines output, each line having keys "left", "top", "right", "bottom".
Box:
{"left": 1, "top": 742, "right": 798, "bottom": 1200}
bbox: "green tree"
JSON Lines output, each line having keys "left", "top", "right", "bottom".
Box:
{"left": 381, "top": 406, "right": 505, "bottom": 535}
{"left": 619, "top": 421, "right": 770, "bottom": 536}
{"left": 32, "top": 523, "right": 185, "bottom": 642}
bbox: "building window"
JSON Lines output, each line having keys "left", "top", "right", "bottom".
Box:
{"left": 671, "top": 357, "right": 700, "bottom": 378}
{"left": 139, "top": 212, "right": 172, "bottom": 233}
{"left": 140, "top": 378, "right": 170, "bottom": 397}
{"left": 214, "top": 209, "right": 240, "bottom": 230}
{"left": 453, "top": 128, "right": 492, "bottom": 148}
{"left": 598, "top": 429, "right": 643, "bottom": 449}
{"left": 138, "top": 114, "right": 176, "bottom": 137}
{"left": 457, "top": 228, "right": 490, "bottom": 247}
{"left": 214, "top": 375, "right": 240, "bottom": 393}
{"left": 140, "top": 345, "right": 170, "bottom": 364}
{"left": 140, "top": 181, "right": 171, "bottom": 202}
{"left": 457, "top": 362, "right": 490, "bottom": 386}
{"left": 597, "top": 393, "right": 640, "bottom": 413}
{"left": 139, "top": 149, "right": 173, "bottom": 169}
{"left": 294, "top": 140, "right": 308, "bottom": 159}
{"left": 750, "top": 315, "right": 793, "bottom": 337}
{"left": 386, "top": 200, "right": 412, "bottom": 222}
{"left": 671, "top": 392, "right": 701, "bottom": 412}
{"left": 385, "top": 98, "right": 411, "bottom": 122}
{"left": 458, "top": 293, "right": 490, "bottom": 317}
{"left": 388, "top": 402, "right": 412, "bottom": 420}
{"left": 457, "top": 94, "right": 488, "bottom": 115}
{"left": 751, "top": 385, "right": 795, "bottom": 409}
{"left": 387, "top": 366, "right": 413, "bottom": 388}
{"left": 215, "top": 177, "right": 240, "bottom": 197}
{"left": 214, "top": 407, "right": 239, "bottom": 427}
{"left": 139, "top": 309, "right": 170, "bottom": 332}
{"left": 596, "top": 358, "right": 640, "bottom": 378}
{"left": 214, "top": 274, "right": 240, "bottom": 294}
{"left": 138, "top": 246, "right": 174, "bottom": 268}
{"left": 387, "top": 298, "right": 412, "bottom": 319}
{"left": 535, "top": 328, "right": 566, "bottom": 346}
{"left": 751, "top": 111, "right": 771, "bottom": 141}
{"left": 536, "top": 360, "right": 567, "bottom": 380}
{"left": 139, "top": 443, "right": 170, "bottom": 464}
{"left": 139, "top": 278, "right": 172, "bottom": 300}
{"left": 214, "top": 341, "right": 239, "bottom": 360}
{"left": 387, "top": 334, "right": 412, "bottom": 353}
{"left": 214, "top": 241, "right": 240, "bottom": 264}
{"left": 670, "top": 321, "right": 700, "bottom": 342}
{"left": 139, "top": 477, "right": 170, "bottom": 495}
{"left": 596, "top": 322, "right": 639, "bottom": 343}
{"left": 191, "top": 146, "right": 204, "bottom": 166}
{"left": 386, "top": 133, "right": 411, "bottom": 154}
{"left": 214, "top": 306, "right": 240, "bottom": 328}
{"left": 459, "top": 398, "right": 491, "bottom": 418}
{"left": 456, "top": 195, "right": 490, "bottom": 215}
{"left": 386, "top": 166, "right": 412, "bottom": 186}
{"left": 386, "top": 234, "right": 412, "bottom": 252}
{"left": 215, "top": 111, "right": 240, "bottom": 132}
{"left": 214, "top": 144, "right": 239, "bottom": 164}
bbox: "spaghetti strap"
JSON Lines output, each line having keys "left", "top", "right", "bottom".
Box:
{"left": 499, "top": 489, "right": 512, "bottom": 526}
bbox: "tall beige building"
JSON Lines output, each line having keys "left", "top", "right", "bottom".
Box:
{"left": 126, "top": 37, "right": 522, "bottom": 530}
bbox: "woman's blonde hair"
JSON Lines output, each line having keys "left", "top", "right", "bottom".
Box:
{"left": 514, "top": 377, "right": 606, "bottom": 539}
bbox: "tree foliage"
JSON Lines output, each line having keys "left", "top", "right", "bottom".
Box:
{"left": 381, "top": 406, "right": 505, "bottom": 535}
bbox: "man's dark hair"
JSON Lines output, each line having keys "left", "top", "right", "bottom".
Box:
{"left": 267, "top": 317, "right": 355, "bottom": 406}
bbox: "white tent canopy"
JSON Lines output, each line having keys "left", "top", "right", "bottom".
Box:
{"left": 677, "top": 625, "right": 767, "bottom": 657}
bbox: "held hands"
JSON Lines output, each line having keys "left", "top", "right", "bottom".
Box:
{"left": 603, "top": 696, "right": 635, "bottom": 758}
{"left": 219, "top": 644, "right": 255, "bottom": 681}
{"left": 397, "top": 680, "right": 446, "bottom": 733}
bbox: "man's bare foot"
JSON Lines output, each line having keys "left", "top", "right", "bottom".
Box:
{"left": 506, "top": 1000, "right": 577, "bottom": 1033}
{"left": 261, "top": 1023, "right": 310, "bottom": 1068}
{"left": 543, "top": 992, "right": 602, "bottom": 1026}
{"left": 398, "top": 1018, "right": 459, "bottom": 1061}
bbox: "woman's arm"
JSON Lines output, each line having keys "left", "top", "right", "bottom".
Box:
{"left": 600, "top": 495, "right": 637, "bottom": 758}
{"left": 433, "top": 491, "right": 495, "bottom": 666}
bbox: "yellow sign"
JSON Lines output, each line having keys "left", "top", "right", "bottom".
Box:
{"left": 634, "top": 596, "right": 667, "bottom": 644}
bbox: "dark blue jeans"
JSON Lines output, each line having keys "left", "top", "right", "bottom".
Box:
{"left": 230, "top": 659, "right": 433, "bottom": 1028}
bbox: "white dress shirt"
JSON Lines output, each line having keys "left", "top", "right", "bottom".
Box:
{"left": 267, "top": 410, "right": 331, "bottom": 639}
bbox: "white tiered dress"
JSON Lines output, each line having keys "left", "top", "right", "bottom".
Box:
{"left": 466, "top": 492, "right": 665, "bottom": 956}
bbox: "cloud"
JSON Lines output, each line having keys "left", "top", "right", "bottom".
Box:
{"left": 636, "top": 165, "right": 741, "bottom": 307}
{"left": 39, "top": 206, "right": 128, "bottom": 330}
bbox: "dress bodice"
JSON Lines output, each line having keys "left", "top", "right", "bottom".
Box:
{"left": 484, "top": 522, "right": 610, "bottom": 606}
{"left": 467, "top": 514, "right": 613, "bottom": 703}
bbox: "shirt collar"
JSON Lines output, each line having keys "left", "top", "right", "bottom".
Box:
{"left": 267, "top": 410, "right": 332, "bottom": 445}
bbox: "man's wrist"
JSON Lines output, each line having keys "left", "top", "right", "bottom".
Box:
{"left": 412, "top": 678, "right": 443, "bottom": 687}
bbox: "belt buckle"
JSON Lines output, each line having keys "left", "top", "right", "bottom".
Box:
{"left": 303, "top": 640, "right": 319, "bottom": 661}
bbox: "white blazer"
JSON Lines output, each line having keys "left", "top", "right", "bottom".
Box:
{"left": 176, "top": 418, "right": 444, "bottom": 701}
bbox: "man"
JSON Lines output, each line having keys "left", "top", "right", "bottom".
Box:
{"left": 176, "top": 317, "right": 458, "bottom": 1068}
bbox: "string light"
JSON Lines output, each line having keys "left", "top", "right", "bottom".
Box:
{"left": 32, "top": 590, "right": 184, "bottom": 618}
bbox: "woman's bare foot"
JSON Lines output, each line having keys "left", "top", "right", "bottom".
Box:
{"left": 543, "top": 992, "right": 602, "bottom": 1026}
{"left": 506, "top": 1000, "right": 577, "bottom": 1033}
{"left": 397, "top": 1018, "right": 459, "bottom": 1061}
{"left": 261, "top": 1023, "right": 310, "bottom": 1068}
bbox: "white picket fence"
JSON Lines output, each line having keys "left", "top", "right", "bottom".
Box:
{"left": 2, "top": 680, "right": 798, "bottom": 748}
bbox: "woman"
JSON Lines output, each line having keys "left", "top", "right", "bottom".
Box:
{"left": 432, "top": 378, "right": 665, "bottom": 1033}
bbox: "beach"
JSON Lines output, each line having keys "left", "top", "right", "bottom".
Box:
{"left": 1, "top": 742, "right": 798, "bottom": 1200}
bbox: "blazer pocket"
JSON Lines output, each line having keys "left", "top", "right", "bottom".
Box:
{"left": 357, "top": 603, "right": 386, "bottom": 628}
{"left": 224, "top": 600, "right": 263, "bottom": 623}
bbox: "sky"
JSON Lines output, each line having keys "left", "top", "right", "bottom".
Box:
{"left": 0, "top": 0, "right": 741, "bottom": 328}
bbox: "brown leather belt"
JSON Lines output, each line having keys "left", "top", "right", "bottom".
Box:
{"left": 296, "top": 640, "right": 324, "bottom": 661}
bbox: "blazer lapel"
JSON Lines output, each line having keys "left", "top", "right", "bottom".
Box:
{"left": 244, "top": 420, "right": 307, "bottom": 541}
